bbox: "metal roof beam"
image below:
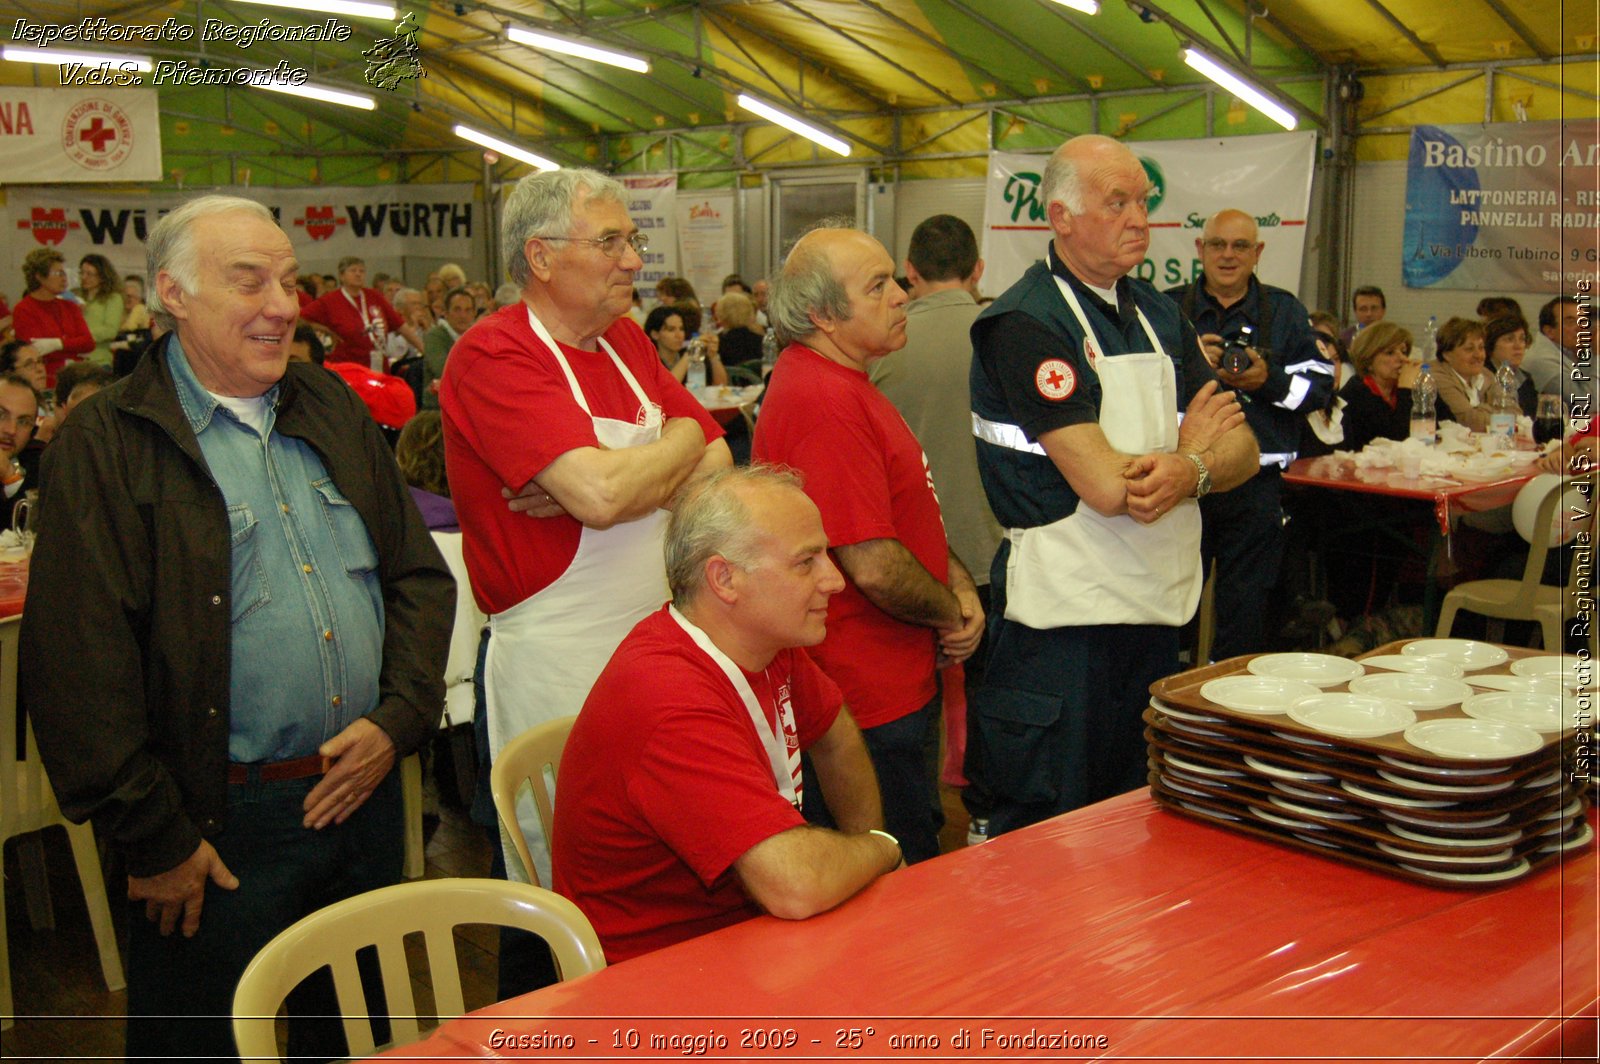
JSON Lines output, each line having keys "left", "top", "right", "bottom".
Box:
{"left": 1028, "top": 0, "right": 1163, "bottom": 87}
{"left": 1192, "top": 0, "right": 1245, "bottom": 65}
{"left": 941, "top": 0, "right": 1093, "bottom": 94}
{"left": 1358, "top": 70, "right": 1483, "bottom": 122}
{"left": 700, "top": 6, "right": 896, "bottom": 114}
{"left": 1477, "top": 0, "right": 1553, "bottom": 61}
{"left": 1360, "top": 0, "right": 1448, "bottom": 69}
{"left": 1497, "top": 67, "right": 1600, "bottom": 104}
{"left": 855, "top": 0, "right": 1038, "bottom": 100}
{"left": 902, "top": 111, "right": 986, "bottom": 153}
{"left": 767, "top": 0, "right": 961, "bottom": 106}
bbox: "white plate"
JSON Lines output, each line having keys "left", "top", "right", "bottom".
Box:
{"left": 1509, "top": 655, "right": 1596, "bottom": 689}
{"left": 1272, "top": 730, "right": 1334, "bottom": 748}
{"left": 1386, "top": 824, "right": 1522, "bottom": 848}
{"left": 1468, "top": 674, "right": 1570, "bottom": 696}
{"left": 1401, "top": 639, "right": 1509, "bottom": 671}
{"left": 1375, "top": 769, "right": 1513, "bottom": 796}
{"left": 1537, "top": 798, "right": 1584, "bottom": 822}
{"left": 1288, "top": 694, "right": 1416, "bottom": 738}
{"left": 1174, "top": 799, "right": 1241, "bottom": 821}
{"left": 1243, "top": 755, "right": 1333, "bottom": 782}
{"left": 1251, "top": 806, "right": 1320, "bottom": 831}
{"left": 1248, "top": 653, "right": 1366, "bottom": 686}
{"left": 1157, "top": 775, "right": 1213, "bottom": 799}
{"left": 1268, "top": 795, "right": 1364, "bottom": 821}
{"left": 1378, "top": 842, "right": 1515, "bottom": 864}
{"left": 1164, "top": 753, "right": 1244, "bottom": 777}
{"left": 1378, "top": 754, "right": 1504, "bottom": 777}
{"left": 1293, "top": 831, "right": 1341, "bottom": 849}
{"left": 1164, "top": 718, "right": 1227, "bottom": 738}
{"left": 1348, "top": 673, "right": 1474, "bottom": 710}
{"left": 1399, "top": 859, "right": 1530, "bottom": 884}
{"left": 1340, "top": 779, "right": 1454, "bottom": 809}
{"left": 1522, "top": 769, "right": 1562, "bottom": 788}
{"left": 1382, "top": 808, "right": 1510, "bottom": 830}
{"left": 1403, "top": 718, "right": 1544, "bottom": 761}
{"left": 1152, "top": 703, "right": 1224, "bottom": 724}
{"left": 1272, "top": 781, "right": 1340, "bottom": 801}
{"left": 1361, "top": 654, "right": 1465, "bottom": 679}
{"left": 1200, "top": 675, "right": 1319, "bottom": 715}
{"left": 1461, "top": 691, "right": 1577, "bottom": 734}
{"left": 1538, "top": 821, "right": 1594, "bottom": 853}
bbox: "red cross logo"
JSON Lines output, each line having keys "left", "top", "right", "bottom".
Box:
{"left": 15, "top": 207, "right": 81, "bottom": 246}
{"left": 292, "top": 206, "right": 348, "bottom": 242}
{"left": 1035, "top": 359, "right": 1076, "bottom": 400}
{"left": 78, "top": 117, "right": 117, "bottom": 153}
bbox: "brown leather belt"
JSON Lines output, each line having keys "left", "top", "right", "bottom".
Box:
{"left": 227, "top": 754, "right": 331, "bottom": 784}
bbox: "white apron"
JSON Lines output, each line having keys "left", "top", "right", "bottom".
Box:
{"left": 1003, "top": 277, "right": 1203, "bottom": 629}
{"left": 486, "top": 308, "right": 669, "bottom": 887}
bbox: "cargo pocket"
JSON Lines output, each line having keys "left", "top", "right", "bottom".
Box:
{"left": 312, "top": 479, "right": 379, "bottom": 577}
{"left": 227, "top": 503, "right": 270, "bottom": 622}
{"left": 967, "top": 685, "right": 1063, "bottom": 807}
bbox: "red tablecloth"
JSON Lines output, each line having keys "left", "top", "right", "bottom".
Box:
{"left": 384, "top": 791, "right": 1597, "bottom": 1061}
{"left": 1285, "top": 455, "right": 1537, "bottom": 536}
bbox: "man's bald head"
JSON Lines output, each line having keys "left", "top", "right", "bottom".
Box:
{"left": 1196, "top": 207, "right": 1265, "bottom": 301}
{"left": 1203, "top": 208, "right": 1258, "bottom": 244}
{"left": 1042, "top": 134, "right": 1140, "bottom": 217}
{"left": 768, "top": 226, "right": 907, "bottom": 367}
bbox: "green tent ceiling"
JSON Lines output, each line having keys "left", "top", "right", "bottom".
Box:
{"left": 4, "top": 1, "right": 1595, "bottom": 187}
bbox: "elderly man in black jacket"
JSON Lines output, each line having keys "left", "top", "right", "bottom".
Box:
{"left": 20, "top": 194, "right": 453, "bottom": 1062}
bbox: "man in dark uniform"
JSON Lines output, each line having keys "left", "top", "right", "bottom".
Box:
{"left": 966, "top": 135, "right": 1258, "bottom": 836}
{"left": 1166, "top": 208, "right": 1333, "bottom": 660}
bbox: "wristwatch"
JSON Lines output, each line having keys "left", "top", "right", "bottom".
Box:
{"left": 1183, "top": 452, "right": 1212, "bottom": 498}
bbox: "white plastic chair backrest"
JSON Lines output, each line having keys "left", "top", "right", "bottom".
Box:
{"left": 1508, "top": 476, "right": 1570, "bottom": 588}
{"left": 232, "top": 878, "right": 605, "bottom": 1062}
{"left": 490, "top": 715, "right": 576, "bottom": 889}
{"left": 430, "top": 531, "right": 486, "bottom": 727}
{"left": 0, "top": 614, "right": 63, "bottom": 843}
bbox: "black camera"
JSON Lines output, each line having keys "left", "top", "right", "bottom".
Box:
{"left": 1220, "top": 325, "right": 1255, "bottom": 374}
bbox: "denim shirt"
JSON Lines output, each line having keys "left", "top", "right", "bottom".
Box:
{"left": 167, "top": 341, "right": 385, "bottom": 761}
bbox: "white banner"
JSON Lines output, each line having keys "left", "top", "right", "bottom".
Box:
{"left": 624, "top": 173, "right": 678, "bottom": 291}
{"left": 981, "top": 131, "right": 1317, "bottom": 297}
{"left": 675, "top": 189, "right": 736, "bottom": 305}
{"left": 0, "top": 88, "right": 163, "bottom": 183}
{"left": 3, "top": 182, "right": 478, "bottom": 284}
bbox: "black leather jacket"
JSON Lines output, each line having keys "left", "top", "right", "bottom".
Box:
{"left": 20, "top": 340, "right": 452, "bottom": 876}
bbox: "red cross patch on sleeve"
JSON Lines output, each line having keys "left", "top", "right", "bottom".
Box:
{"left": 1035, "top": 358, "right": 1076, "bottom": 400}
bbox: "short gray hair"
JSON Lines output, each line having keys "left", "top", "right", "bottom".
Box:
{"left": 1040, "top": 145, "right": 1086, "bottom": 217}
{"left": 767, "top": 220, "right": 857, "bottom": 347}
{"left": 501, "top": 168, "right": 627, "bottom": 288}
{"left": 665, "top": 464, "right": 804, "bottom": 607}
{"left": 147, "top": 195, "right": 276, "bottom": 331}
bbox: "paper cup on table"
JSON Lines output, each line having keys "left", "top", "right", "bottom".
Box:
{"left": 1399, "top": 450, "right": 1423, "bottom": 479}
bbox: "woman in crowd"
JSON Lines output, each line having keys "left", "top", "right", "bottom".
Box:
{"left": 76, "top": 254, "right": 123, "bottom": 367}
{"left": 10, "top": 249, "right": 94, "bottom": 387}
{"left": 120, "top": 275, "right": 151, "bottom": 333}
{"left": 715, "top": 290, "right": 765, "bottom": 367}
{"left": 1338, "top": 321, "right": 1419, "bottom": 452}
{"left": 395, "top": 410, "right": 457, "bottom": 533}
{"left": 1432, "top": 316, "right": 1505, "bottom": 432}
{"left": 1484, "top": 315, "right": 1537, "bottom": 415}
{"left": 646, "top": 304, "right": 726, "bottom": 387}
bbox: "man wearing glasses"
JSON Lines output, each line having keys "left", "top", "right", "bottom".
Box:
{"left": 0, "top": 372, "right": 39, "bottom": 529}
{"left": 440, "top": 170, "right": 730, "bottom": 970}
{"left": 1165, "top": 208, "right": 1331, "bottom": 661}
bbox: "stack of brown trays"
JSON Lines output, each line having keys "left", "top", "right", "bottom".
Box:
{"left": 1147, "top": 639, "right": 1593, "bottom": 887}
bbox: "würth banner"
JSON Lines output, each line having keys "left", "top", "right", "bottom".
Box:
{"left": 0, "top": 88, "right": 163, "bottom": 183}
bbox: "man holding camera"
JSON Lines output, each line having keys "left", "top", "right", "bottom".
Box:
{"left": 1166, "top": 208, "right": 1332, "bottom": 660}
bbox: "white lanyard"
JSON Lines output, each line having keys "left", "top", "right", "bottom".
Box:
{"left": 667, "top": 605, "right": 802, "bottom": 809}
{"left": 524, "top": 307, "right": 653, "bottom": 417}
{"left": 1051, "top": 274, "right": 1166, "bottom": 367}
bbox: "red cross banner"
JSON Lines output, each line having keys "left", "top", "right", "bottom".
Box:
{"left": 1, "top": 88, "right": 163, "bottom": 183}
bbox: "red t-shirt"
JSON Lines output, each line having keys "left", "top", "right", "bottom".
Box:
{"left": 300, "top": 287, "right": 402, "bottom": 366}
{"left": 552, "top": 606, "right": 842, "bottom": 963}
{"left": 439, "top": 304, "right": 723, "bottom": 615}
{"left": 752, "top": 345, "right": 948, "bottom": 728}
{"left": 12, "top": 294, "right": 95, "bottom": 387}
{"left": 325, "top": 361, "right": 417, "bottom": 429}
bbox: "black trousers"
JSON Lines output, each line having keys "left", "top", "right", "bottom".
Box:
{"left": 1199, "top": 466, "right": 1284, "bottom": 661}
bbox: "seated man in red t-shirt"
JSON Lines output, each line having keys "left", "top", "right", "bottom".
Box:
{"left": 553, "top": 465, "right": 903, "bottom": 963}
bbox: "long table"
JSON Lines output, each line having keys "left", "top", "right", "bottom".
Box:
{"left": 1284, "top": 454, "right": 1537, "bottom": 537}
{"left": 385, "top": 790, "right": 1597, "bottom": 1061}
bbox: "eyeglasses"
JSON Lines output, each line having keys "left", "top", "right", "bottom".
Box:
{"left": 1202, "top": 239, "right": 1257, "bottom": 254}
{"left": 536, "top": 232, "right": 649, "bottom": 258}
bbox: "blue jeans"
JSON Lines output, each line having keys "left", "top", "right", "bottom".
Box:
{"left": 124, "top": 768, "right": 402, "bottom": 1063}
{"left": 803, "top": 691, "right": 944, "bottom": 864}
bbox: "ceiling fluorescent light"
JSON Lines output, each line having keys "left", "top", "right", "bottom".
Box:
{"left": 1183, "top": 46, "right": 1298, "bottom": 130}
{"left": 2, "top": 45, "right": 153, "bottom": 71}
{"left": 232, "top": 0, "right": 396, "bottom": 20}
{"left": 737, "top": 94, "right": 851, "bottom": 157}
{"left": 507, "top": 26, "right": 650, "bottom": 74}
{"left": 257, "top": 80, "right": 376, "bottom": 110}
{"left": 1047, "top": 0, "right": 1100, "bottom": 13}
{"left": 453, "top": 124, "right": 559, "bottom": 171}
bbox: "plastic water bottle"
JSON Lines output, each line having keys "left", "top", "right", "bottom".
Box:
{"left": 761, "top": 329, "right": 780, "bottom": 376}
{"left": 1489, "top": 362, "right": 1519, "bottom": 444}
{"left": 1410, "top": 364, "right": 1437, "bottom": 445}
{"left": 1419, "top": 316, "right": 1438, "bottom": 365}
{"left": 965, "top": 817, "right": 990, "bottom": 846}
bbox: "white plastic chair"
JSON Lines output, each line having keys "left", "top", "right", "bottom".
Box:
{"left": 490, "top": 715, "right": 576, "bottom": 889}
{"left": 1434, "top": 477, "right": 1568, "bottom": 644}
{"left": 0, "top": 614, "right": 125, "bottom": 1029}
{"left": 231, "top": 878, "right": 605, "bottom": 1061}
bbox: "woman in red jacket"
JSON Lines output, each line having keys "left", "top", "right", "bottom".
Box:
{"left": 12, "top": 249, "right": 94, "bottom": 387}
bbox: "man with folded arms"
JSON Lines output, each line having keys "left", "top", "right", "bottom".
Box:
{"left": 554, "top": 466, "right": 900, "bottom": 962}
{"left": 20, "top": 195, "right": 453, "bottom": 1061}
